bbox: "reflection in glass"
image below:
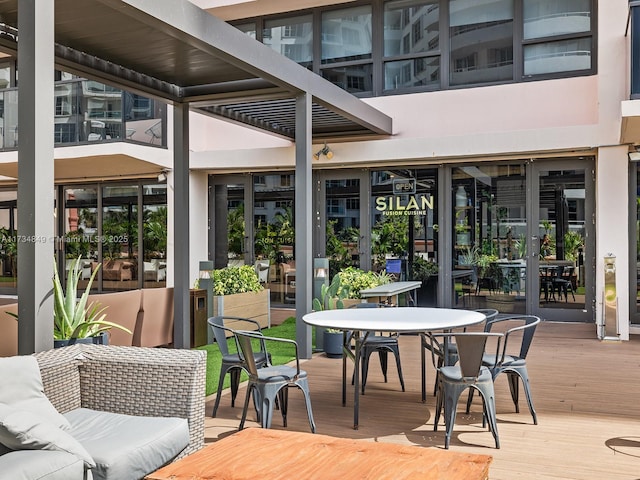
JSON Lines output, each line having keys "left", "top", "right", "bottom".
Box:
{"left": 326, "top": 179, "right": 360, "bottom": 277}
{"left": 523, "top": 0, "right": 591, "bottom": 40}
{"left": 264, "top": 15, "right": 313, "bottom": 68}
{"left": 384, "top": 0, "right": 439, "bottom": 56}
{"left": 321, "top": 6, "right": 372, "bottom": 64}
{"left": 64, "top": 187, "right": 99, "bottom": 290}
{"left": 321, "top": 64, "right": 373, "bottom": 94}
{"left": 253, "top": 174, "right": 295, "bottom": 303}
{"left": 384, "top": 57, "right": 440, "bottom": 90}
{"left": 142, "top": 184, "right": 167, "bottom": 287}
{"left": 449, "top": 0, "right": 513, "bottom": 85}
{"left": 102, "top": 185, "right": 139, "bottom": 291}
{"left": 524, "top": 38, "right": 591, "bottom": 76}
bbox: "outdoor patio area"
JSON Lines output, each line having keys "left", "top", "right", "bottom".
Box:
{"left": 205, "top": 316, "right": 640, "bottom": 480}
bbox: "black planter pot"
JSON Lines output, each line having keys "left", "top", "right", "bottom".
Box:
{"left": 323, "top": 330, "right": 343, "bottom": 358}
{"left": 54, "top": 331, "right": 109, "bottom": 349}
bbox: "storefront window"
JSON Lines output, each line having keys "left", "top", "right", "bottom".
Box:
{"left": 452, "top": 164, "right": 526, "bottom": 310}
{"left": 371, "top": 168, "right": 438, "bottom": 306}
{"left": 253, "top": 174, "right": 295, "bottom": 304}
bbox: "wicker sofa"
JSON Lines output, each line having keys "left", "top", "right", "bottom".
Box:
{"left": 0, "top": 344, "right": 206, "bottom": 480}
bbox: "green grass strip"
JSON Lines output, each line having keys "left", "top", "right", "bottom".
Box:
{"left": 195, "top": 316, "right": 314, "bottom": 396}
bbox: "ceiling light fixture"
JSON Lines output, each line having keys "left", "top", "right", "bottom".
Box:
{"left": 313, "top": 143, "right": 334, "bottom": 160}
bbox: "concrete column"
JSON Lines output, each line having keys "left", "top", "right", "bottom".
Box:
{"left": 295, "top": 93, "right": 313, "bottom": 359}
{"left": 173, "top": 103, "right": 190, "bottom": 348}
{"left": 17, "top": 0, "right": 55, "bottom": 354}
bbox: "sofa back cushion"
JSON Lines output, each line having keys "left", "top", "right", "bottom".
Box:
{"left": 87, "top": 290, "right": 142, "bottom": 346}
{"left": 0, "top": 356, "right": 69, "bottom": 429}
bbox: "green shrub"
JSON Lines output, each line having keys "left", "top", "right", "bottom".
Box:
{"left": 338, "top": 266, "right": 391, "bottom": 299}
{"left": 210, "top": 265, "right": 263, "bottom": 295}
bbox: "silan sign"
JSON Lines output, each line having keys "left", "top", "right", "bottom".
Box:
{"left": 376, "top": 179, "right": 434, "bottom": 216}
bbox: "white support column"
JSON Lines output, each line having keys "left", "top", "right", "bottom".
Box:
{"left": 596, "top": 145, "right": 629, "bottom": 340}
{"left": 295, "top": 93, "right": 313, "bottom": 359}
{"left": 17, "top": 0, "right": 55, "bottom": 354}
{"left": 173, "top": 103, "right": 190, "bottom": 348}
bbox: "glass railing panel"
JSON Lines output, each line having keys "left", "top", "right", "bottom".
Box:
{"left": 0, "top": 79, "right": 167, "bottom": 150}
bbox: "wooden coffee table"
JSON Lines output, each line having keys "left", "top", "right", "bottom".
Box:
{"left": 146, "top": 428, "right": 492, "bottom": 480}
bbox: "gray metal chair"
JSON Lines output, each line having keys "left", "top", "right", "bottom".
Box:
{"left": 467, "top": 314, "right": 541, "bottom": 424}
{"left": 427, "top": 331, "right": 503, "bottom": 449}
{"left": 234, "top": 329, "right": 316, "bottom": 433}
{"left": 421, "top": 308, "right": 498, "bottom": 401}
{"left": 349, "top": 302, "right": 405, "bottom": 394}
{"left": 207, "top": 316, "right": 271, "bottom": 418}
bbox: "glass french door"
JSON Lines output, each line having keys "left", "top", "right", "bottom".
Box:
{"left": 528, "top": 159, "right": 595, "bottom": 322}
{"left": 209, "top": 175, "right": 253, "bottom": 269}
{"left": 314, "top": 171, "right": 369, "bottom": 278}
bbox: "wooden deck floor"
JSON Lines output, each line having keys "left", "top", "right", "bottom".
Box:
{"left": 204, "top": 321, "right": 640, "bottom": 480}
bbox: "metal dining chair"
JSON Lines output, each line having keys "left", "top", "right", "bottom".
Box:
{"left": 426, "top": 331, "right": 503, "bottom": 449}
{"left": 207, "top": 316, "right": 271, "bottom": 418}
{"left": 421, "top": 308, "right": 498, "bottom": 402}
{"left": 348, "top": 302, "right": 405, "bottom": 394}
{"left": 466, "top": 314, "right": 541, "bottom": 425}
{"left": 234, "top": 329, "right": 316, "bottom": 433}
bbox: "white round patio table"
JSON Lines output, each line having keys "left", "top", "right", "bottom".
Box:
{"left": 303, "top": 307, "right": 486, "bottom": 429}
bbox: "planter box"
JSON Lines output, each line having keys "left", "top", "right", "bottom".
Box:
{"left": 212, "top": 289, "right": 271, "bottom": 330}
{"left": 485, "top": 294, "right": 516, "bottom": 313}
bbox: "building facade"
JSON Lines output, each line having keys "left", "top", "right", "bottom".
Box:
{"left": 1, "top": 0, "right": 639, "bottom": 341}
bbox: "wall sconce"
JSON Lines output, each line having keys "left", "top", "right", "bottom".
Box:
{"left": 630, "top": 146, "right": 640, "bottom": 161}
{"left": 313, "top": 143, "right": 334, "bottom": 160}
{"left": 157, "top": 170, "right": 168, "bottom": 182}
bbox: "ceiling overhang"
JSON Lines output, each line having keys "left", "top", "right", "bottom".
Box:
{"left": 0, "top": 155, "right": 163, "bottom": 184}
{"left": 0, "top": 0, "right": 392, "bottom": 140}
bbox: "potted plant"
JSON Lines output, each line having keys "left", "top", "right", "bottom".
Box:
{"left": 53, "top": 257, "right": 131, "bottom": 347}
{"left": 337, "top": 266, "right": 393, "bottom": 304}
{"left": 197, "top": 264, "right": 271, "bottom": 329}
{"left": 312, "top": 273, "right": 347, "bottom": 358}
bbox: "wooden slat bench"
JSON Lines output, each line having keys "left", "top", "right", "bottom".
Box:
{"left": 146, "top": 428, "right": 492, "bottom": 480}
